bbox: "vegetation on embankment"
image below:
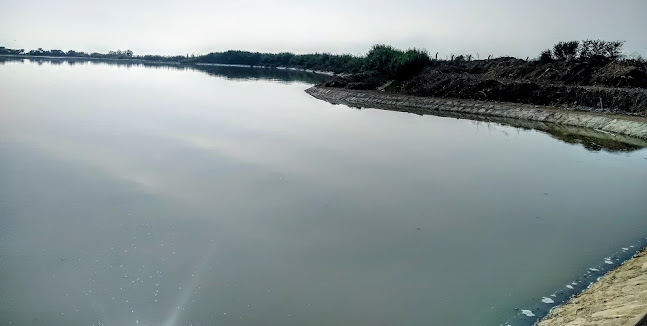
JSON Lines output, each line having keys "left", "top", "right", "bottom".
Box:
{"left": 321, "top": 41, "right": 647, "bottom": 116}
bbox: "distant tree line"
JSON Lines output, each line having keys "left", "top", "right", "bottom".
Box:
{"left": 195, "top": 50, "right": 367, "bottom": 74}
{"left": 195, "top": 45, "right": 430, "bottom": 79}
{"left": 0, "top": 46, "right": 24, "bottom": 55}
{"left": 0, "top": 46, "right": 187, "bottom": 61}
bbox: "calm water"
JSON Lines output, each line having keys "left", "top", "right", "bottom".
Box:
{"left": 1, "top": 58, "right": 646, "bottom": 326}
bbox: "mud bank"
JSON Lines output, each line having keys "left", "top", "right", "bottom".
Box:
{"left": 305, "top": 86, "right": 647, "bottom": 140}
{"left": 537, "top": 247, "right": 647, "bottom": 326}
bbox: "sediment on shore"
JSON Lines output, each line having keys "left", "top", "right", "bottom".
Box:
{"left": 305, "top": 86, "right": 647, "bottom": 140}
{"left": 537, "top": 247, "right": 647, "bottom": 326}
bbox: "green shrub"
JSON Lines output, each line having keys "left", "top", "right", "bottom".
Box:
{"left": 364, "top": 44, "right": 400, "bottom": 74}
{"left": 391, "top": 49, "right": 431, "bottom": 80}
{"left": 364, "top": 44, "right": 431, "bottom": 80}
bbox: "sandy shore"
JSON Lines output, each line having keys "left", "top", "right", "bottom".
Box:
{"left": 537, "top": 248, "right": 647, "bottom": 326}
{"left": 305, "top": 86, "right": 647, "bottom": 140}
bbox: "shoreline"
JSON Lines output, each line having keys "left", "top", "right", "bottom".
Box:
{"left": 305, "top": 86, "right": 647, "bottom": 141}
{"left": 537, "top": 246, "right": 647, "bottom": 326}
{"left": 306, "top": 85, "right": 647, "bottom": 325}
{"left": 0, "top": 53, "right": 184, "bottom": 65}
{"left": 0, "top": 54, "right": 336, "bottom": 76}
{"left": 195, "top": 62, "right": 335, "bottom": 76}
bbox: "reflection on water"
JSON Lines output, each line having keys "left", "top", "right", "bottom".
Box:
{"left": 0, "top": 56, "right": 329, "bottom": 84}
{"left": 318, "top": 94, "right": 647, "bottom": 154}
{"left": 0, "top": 57, "right": 646, "bottom": 326}
{"left": 388, "top": 109, "right": 647, "bottom": 153}
{"left": 194, "top": 64, "right": 330, "bottom": 84}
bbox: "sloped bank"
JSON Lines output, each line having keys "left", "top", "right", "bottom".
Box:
{"left": 305, "top": 86, "right": 647, "bottom": 140}
{"left": 537, "top": 247, "right": 647, "bottom": 326}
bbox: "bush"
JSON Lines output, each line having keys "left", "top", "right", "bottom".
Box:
{"left": 364, "top": 45, "right": 431, "bottom": 80}
{"left": 392, "top": 49, "right": 431, "bottom": 80}
{"left": 539, "top": 49, "right": 553, "bottom": 63}
{"left": 579, "top": 40, "right": 624, "bottom": 60}
{"left": 553, "top": 41, "right": 579, "bottom": 60}
{"left": 364, "top": 45, "right": 400, "bottom": 74}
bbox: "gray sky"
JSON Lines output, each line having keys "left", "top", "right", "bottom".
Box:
{"left": 1, "top": 0, "right": 646, "bottom": 58}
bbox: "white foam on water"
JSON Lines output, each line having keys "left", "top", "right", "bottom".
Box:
{"left": 622, "top": 248, "right": 629, "bottom": 251}
{"left": 604, "top": 259, "right": 613, "bottom": 265}
{"left": 566, "top": 285, "right": 574, "bottom": 289}
{"left": 542, "top": 297, "right": 554, "bottom": 304}
{"left": 589, "top": 268, "right": 599, "bottom": 272}
{"left": 521, "top": 310, "right": 535, "bottom": 317}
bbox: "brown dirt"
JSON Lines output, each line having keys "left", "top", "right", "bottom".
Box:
{"left": 323, "top": 57, "right": 647, "bottom": 116}
{"left": 401, "top": 70, "right": 647, "bottom": 116}
{"left": 427, "top": 56, "right": 647, "bottom": 89}
{"left": 537, "top": 248, "right": 647, "bottom": 326}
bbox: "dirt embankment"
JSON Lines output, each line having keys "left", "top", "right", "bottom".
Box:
{"left": 306, "top": 86, "right": 647, "bottom": 141}
{"left": 324, "top": 57, "right": 647, "bottom": 116}
{"left": 537, "top": 248, "right": 647, "bottom": 326}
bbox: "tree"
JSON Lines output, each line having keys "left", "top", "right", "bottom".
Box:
{"left": 579, "top": 40, "right": 624, "bottom": 60}
{"left": 538, "top": 49, "right": 553, "bottom": 63}
{"left": 552, "top": 41, "right": 579, "bottom": 60}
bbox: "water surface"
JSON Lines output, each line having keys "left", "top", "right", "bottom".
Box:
{"left": 1, "top": 58, "right": 646, "bottom": 326}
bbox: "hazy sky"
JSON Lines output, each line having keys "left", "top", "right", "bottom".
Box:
{"left": 1, "top": 0, "right": 646, "bottom": 58}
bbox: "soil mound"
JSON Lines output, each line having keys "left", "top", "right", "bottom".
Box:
{"left": 323, "top": 57, "right": 647, "bottom": 116}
